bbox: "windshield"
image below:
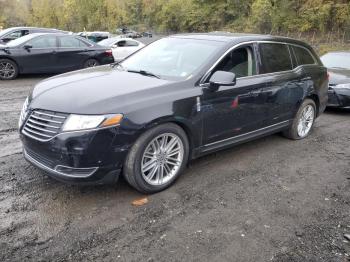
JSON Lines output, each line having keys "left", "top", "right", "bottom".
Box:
{"left": 120, "top": 37, "right": 224, "bottom": 80}
{"left": 98, "top": 38, "right": 118, "bottom": 46}
{"left": 321, "top": 53, "right": 350, "bottom": 70}
{"left": 0, "top": 28, "right": 14, "bottom": 38}
{"left": 5, "top": 34, "right": 37, "bottom": 47}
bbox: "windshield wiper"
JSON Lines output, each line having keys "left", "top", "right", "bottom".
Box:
{"left": 110, "top": 61, "right": 125, "bottom": 70}
{"left": 127, "top": 69, "right": 161, "bottom": 79}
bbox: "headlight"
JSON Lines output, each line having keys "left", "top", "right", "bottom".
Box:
{"left": 62, "top": 114, "right": 123, "bottom": 132}
{"left": 335, "top": 83, "right": 350, "bottom": 89}
{"left": 19, "top": 97, "right": 29, "bottom": 128}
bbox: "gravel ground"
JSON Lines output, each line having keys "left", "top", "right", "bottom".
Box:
{"left": 0, "top": 75, "right": 349, "bottom": 262}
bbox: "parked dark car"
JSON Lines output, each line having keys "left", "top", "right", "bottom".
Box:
{"left": 0, "top": 27, "right": 67, "bottom": 44}
{"left": 0, "top": 33, "right": 114, "bottom": 80}
{"left": 19, "top": 33, "right": 328, "bottom": 193}
{"left": 321, "top": 51, "right": 350, "bottom": 108}
{"left": 142, "top": 32, "right": 153, "bottom": 38}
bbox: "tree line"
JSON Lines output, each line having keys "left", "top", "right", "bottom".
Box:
{"left": 0, "top": 0, "right": 349, "bottom": 36}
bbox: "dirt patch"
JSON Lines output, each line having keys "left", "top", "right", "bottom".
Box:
{"left": 0, "top": 77, "right": 349, "bottom": 261}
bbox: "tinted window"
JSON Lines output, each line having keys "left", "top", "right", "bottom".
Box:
{"left": 27, "top": 36, "right": 57, "bottom": 48}
{"left": 212, "top": 46, "right": 257, "bottom": 78}
{"left": 59, "top": 36, "right": 88, "bottom": 47}
{"left": 293, "top": 46, "right": 315, "bottom": 66}
{"left": 259, "top": 43, "right": 292, "bottom": 73}
{"left": 117, "top": 40, "right": 126, "bottom": 47}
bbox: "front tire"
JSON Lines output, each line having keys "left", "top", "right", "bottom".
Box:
{"left": 0, "top": 59, "right": 18, "bottom": 80}
{"left": 123, "top": 123, "right": 189, "bottom": 194}
{"left": 283, "top": 99, "right": 316, "bottom": 140}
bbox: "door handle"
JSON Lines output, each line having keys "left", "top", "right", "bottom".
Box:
{"left": 52, "top": 50, "right": 57, "bottom": 54}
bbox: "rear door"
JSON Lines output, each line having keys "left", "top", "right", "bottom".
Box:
{"left": 17, "top": 35, "right": 58, "bottom": 73}
{"left": 56, "top": 36, "right": 92, "bottom": 71}
{"left": 256, "top": 42, "right": 302, "bottom": 125}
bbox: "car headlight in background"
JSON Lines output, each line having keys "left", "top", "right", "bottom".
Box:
{"left": 62, "top": 114, "right": 123, "bottom": 132}
{"left": 18, "top": 97, "right": 29, "bottom": 128}
{"left": 335, "top": 83, "right": 350, "bottom": 89}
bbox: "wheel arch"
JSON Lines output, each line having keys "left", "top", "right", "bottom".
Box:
{"left": 306, "top": 94, "right": 320, "bottom": 116}
{"left": 0, "top": 56, "right": 20, "bottom": 71}
{"left": 143, "top": 116, "right": 198, "bottom": 160}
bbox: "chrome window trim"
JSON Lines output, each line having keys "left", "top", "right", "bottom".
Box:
{"left": 199, "top": 40, "right": 319, "bottom": 85}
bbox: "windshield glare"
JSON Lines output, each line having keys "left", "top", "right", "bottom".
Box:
{"left": 121, "top": 37, "right": 224, "bottom": 80}
{"left": 0, "top": 28, "right": 14, "bottom": 38}
{"left": 321, "top": 53, "right": 350, "bottom": 69}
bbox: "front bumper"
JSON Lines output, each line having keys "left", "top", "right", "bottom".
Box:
{"left": 20, "top": 126, "right": 130, "bottom": 185}
{"left": 327, "top": 87, "right": 350, "bottom": 108}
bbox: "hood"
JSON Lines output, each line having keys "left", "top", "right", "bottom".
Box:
{"left": 328, "top": 68, "right": 350, "bottom": 85}
{"left": 30, "top": 65, "right": 174, "bottom": 114}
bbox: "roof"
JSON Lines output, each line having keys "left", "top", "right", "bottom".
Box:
{"left": 6, "top": 26, "right": 62, "bottom": 31}
{"left": 171, "top": 32, "right": 310, "bottom": 47}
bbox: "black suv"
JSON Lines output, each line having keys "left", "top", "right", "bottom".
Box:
{"left": 19, "top": 33, "right": 328, "bottom": 193}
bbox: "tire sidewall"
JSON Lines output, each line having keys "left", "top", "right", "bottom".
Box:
{"left": 0, "top": 59, "right": 18, "bottom": 80}
{"left": 292, "top": 99, "right": 316, "bottom": 139}
{"left": 127, "top": 124, "right": 189, "bottom": 193}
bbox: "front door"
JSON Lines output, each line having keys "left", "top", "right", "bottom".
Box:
{"left": 200, "top": 44, "right": 267, "bottom": 145}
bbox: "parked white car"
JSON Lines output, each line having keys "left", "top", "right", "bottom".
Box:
{"left": 98, "top": 37, "right": 145, "bottom": 61}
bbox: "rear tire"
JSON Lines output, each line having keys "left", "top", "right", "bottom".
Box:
{"left": 83, "top": 59, "right": 99, "bottom": 68}
{"left": 123, "top": 123, "right": 189, "bottom": 194}
{"left": 283, "top": 99, "right": 316, "bottom": 140}
{"left": 0, "top": 59, "right": 18, "bottom": 80}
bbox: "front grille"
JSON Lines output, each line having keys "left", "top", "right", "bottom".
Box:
{"left": 22, "top": 109, "right": 68, "bottom": 142}
{"left": 25, "top": 147, "right": 55, "bottom": 168}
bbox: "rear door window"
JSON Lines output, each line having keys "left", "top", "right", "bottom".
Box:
{"left": 259, "top": 43, "right": 292, "bottom": 74}
{"left": 292, "top": 46, "right": 316, "bottom": 66}
{"left": 59, "top": 36, "right": 89, "bottom": 48}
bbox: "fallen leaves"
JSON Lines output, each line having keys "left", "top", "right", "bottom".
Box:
{"left": 132, "top": 197, "right": 149, "bottom": 206}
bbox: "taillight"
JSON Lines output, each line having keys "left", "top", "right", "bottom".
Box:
{"left": 105, "top": 49, "right": 113, "bottom": 57}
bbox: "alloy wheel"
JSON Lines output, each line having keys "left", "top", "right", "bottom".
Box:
{"left": 0, "top": 62, "right": 16, "bottom": 79}
{"left": 141, "top": 133, "right": 184, "bottom": 186}
{"left": 85, "top": 59, "right": 99, "bottom": 67}
{"left": 297, "top": 105, "right": 315, "bottom": 137}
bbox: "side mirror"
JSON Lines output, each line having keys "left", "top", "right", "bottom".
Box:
{"left": 208, "top": 71, "right": 236, "bottom": 91}
{"left": 23, "top": 44, "right": 32, "bottom": 50}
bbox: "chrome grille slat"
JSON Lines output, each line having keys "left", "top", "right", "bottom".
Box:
{"left": 25, "top": 122, "right": 58, "bottom": 134}
{"left": 22, "top": 109, "right": 68, "bottom": 142}
{"left": 33, "top": 111, "right": 66, "bottom": 119}
{"left": 27, "top": 118, "right": 60, "bottom": 129}
{"left": 24, "top": 127, "right": 52, "bottom": 138}
{"left": 30, "top": 114, "right": 64, "bottom": 124}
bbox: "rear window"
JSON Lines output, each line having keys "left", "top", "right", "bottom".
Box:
{"left": 259, "top": 43, "right": 292, "bottom": 74}
{"left": 292, "top": 46, "right": 315, "bottom": 66}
